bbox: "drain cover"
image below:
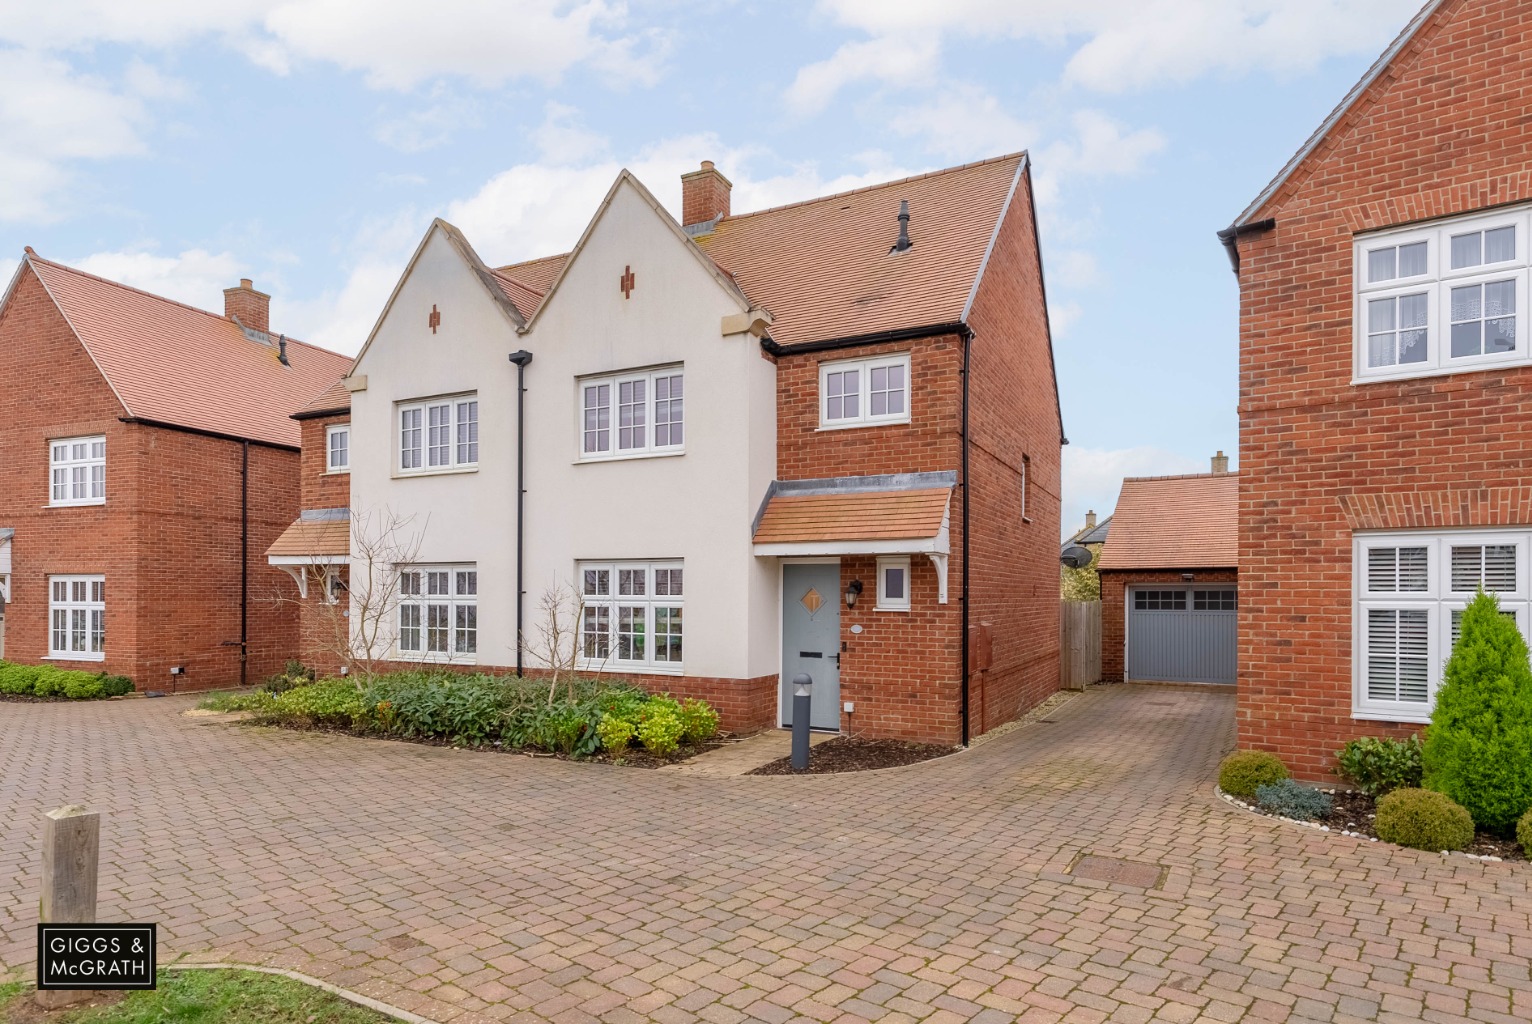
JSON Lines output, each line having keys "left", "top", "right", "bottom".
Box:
{"left": 383, "top": 935, "right": 423, "bottom": 951}
{"left": 1070, "top": 855, "right": 1165, "bottom": 889}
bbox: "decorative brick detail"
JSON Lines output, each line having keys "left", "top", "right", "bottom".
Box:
{"left": 1233, "top": 0, "right": 1532, "bottom": 779}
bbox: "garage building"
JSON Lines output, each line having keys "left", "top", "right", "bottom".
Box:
{"left": 1098, "top": 457, "right": 1238, "bottom": 685}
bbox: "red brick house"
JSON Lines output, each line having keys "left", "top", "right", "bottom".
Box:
{"left": 1223, "top": 0, "right": 1532, "bottom": 777}
{"left": 277, "top": 153, "right": 1064, "bottom": 744}
{"left": 1097, "top": 460, "right": 1238, "bottom": 685}
{"left": 0, "top": 253, "right": 351, "bottom": 691}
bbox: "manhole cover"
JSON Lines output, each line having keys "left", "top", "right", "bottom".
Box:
{"left": 1070, "top": 855, "right": 1165, "bottom": 889}
{"left": 383, "top": 935, "right": 423, "bottom": 951}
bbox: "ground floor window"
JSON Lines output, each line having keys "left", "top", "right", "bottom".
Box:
{"left": 876, "top": 556, "right": 910, "bottom": 611}
{"left": 397, "top": 565, "right": 477, "bottom": 659}
{"left": 49, "top": 575, "right": 105, "bottom": 660}
{"left": 578, "top": 560, "right": 683, "bottom": 671}
{"left": 1354, "top": 529, "right": 1532, "bottom": 722}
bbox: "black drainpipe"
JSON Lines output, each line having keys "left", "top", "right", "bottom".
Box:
{"left": 959, "top": 326, "right": 973, "bottom": 746}
{"left": 508, "top": 350, "right": 533, "bottom": 676}
{"left": 240, "top": 440, "right": 249, "bottom": 688}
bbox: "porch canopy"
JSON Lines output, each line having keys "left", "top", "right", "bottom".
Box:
{"left": 751, "top": 472, "right": 955, "bottom": 602}
{"left": 266, "top": 509, "right": 349, "bottom": 598}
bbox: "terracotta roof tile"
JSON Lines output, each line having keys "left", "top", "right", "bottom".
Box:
{"left": 25, "top": 256, "right": 353, "bottom": 448}
{"left": 495, "top": 153, "right": 1025, "bottom": 348}
{"left": 754, "top": 489, "right": 950, "bottom": 544}
{"left": 1097, "top": 473, "right": 1239, "bottom": 571}
{"left": 294, "top": 377, "right": 351, "bottom": 418}
{"left": 489, "top": 269, "right": 549, "bottom": 320}
{"left": 266, "top": 518, "right": 349, "bottom": 558}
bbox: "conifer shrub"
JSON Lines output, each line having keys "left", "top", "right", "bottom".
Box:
{"left": 1218, "top": 750, "right": 1288, "bottom": 800}
{"left": 1422, "top": 591, "right": 1532, "bottom": 834}
{"left": 1374, "top": 788, "right": 1475, "bottom": 852}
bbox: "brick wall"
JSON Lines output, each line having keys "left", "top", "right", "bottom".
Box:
{"left": 1099, "top": 569, "right": 1238, "bottom": 683}
{"left": 0, "top": 262, "right": 302, "bottom": 692}
{"left": 1233, "top": 0, "right": 1532, "bottom": 779}
{"left": 299, "top": 413, "right": 351, "bottom": 512}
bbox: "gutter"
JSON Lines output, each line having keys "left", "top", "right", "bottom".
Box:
{"left": 759, "top": 321, "right": 968, "bottom": 358}
{"left": 117, "top": 416, "right": 299, "bottom": 452}
{"left": 1215, "top": 218, "right": 1276, "bottom": 275}
{"left": 291, "top": 405, "right": 351, "bottom": 422}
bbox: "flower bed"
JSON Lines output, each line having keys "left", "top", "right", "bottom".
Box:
{"left": 0, "top": 661, "right": 134, "bottom": 701}
{"left": 198, "top": 671, "right": 721, "bottom": 766}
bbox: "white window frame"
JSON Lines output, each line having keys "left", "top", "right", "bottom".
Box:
{"left": 49, "top": 435, "right": 106, "bottom": 507}
{"left": 876, "top": 556, "right": 911, "bottom": 612}
{"left": 397, "top": 395, "right": 478, "bottom": 476}
{"left": 48, "top": 574, "right": 105, "bottom": 661}
{"left": 396, "top": 565, "right": 477, "bottom": 661}
{"left": 1353, "top": 529, "right": 1532, "bottom": 722}
{"left": 576, "top": 367, "right": 684, "bottom": 462}
{"left": 326, "top": 423, "right": 350, "bottom": 474}
{"left": 1354, "top": 207, "right": 1531, "bottom": 382}
{"left": 818, "top": 353, "right": 911, "bottom": 429}
{"left": 576, "top": 560, "right": 684, "bottom": 673}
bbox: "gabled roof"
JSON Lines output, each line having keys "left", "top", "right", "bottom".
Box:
{"left": 1097, "top": 473, "right": 1238, "bottom": 571}
{"left": 496, "top": 153, "right": 1030, "bottom": 348}
{"left": 1063, "top": 515, "right": 1111, "bottom": 551}
{"left": 293, "top": 377, "right": 351, "bottom": 420}
{"left": 13, "top": 255, "right": 352, "bottom": 449}
{"left": 1230, "top": 0, "right": 1446, "bottom": 228}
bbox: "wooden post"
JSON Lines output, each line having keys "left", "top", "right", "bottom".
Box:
{"left": 36, "top": 805, "right": 100, "bottom": 1009}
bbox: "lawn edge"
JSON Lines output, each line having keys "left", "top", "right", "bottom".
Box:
{"left": 166, "top": 963, "right": 440, "bottom": 1024}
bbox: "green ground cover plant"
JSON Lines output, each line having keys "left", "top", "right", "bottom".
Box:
{"left": 0, "top": 968, "right": 391, "bottom": 1023}
{"left": 0, "top": 662, "right": 133, "bottom": 700}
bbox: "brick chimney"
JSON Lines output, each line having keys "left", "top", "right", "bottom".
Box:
{"left": 224, "top": 278, "right": 270, "bottom": 334}
{"left": 1085, "top": 510, "right": 1097, "bottom": 529}
{"left": 681, "top": 160, "right": 732, "bottom": 229}
{"left": 1211, "top": 450, "right": 1230, "bottom": 474}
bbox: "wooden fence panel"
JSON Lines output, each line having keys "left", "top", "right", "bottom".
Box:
{"left": 1060, "top": 600, "right": 1102, "bottom": 691}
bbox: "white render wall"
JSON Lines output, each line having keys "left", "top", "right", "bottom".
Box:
{"left": 350, "top": 180, "right": 780, "bottom": 680}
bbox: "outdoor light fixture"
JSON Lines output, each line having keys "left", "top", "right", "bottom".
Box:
{"left": 845, "top": 579, "right": 864, "bottom": 608}
{"left": 1181, "top": 572, "right": 1195, "bottom": 581}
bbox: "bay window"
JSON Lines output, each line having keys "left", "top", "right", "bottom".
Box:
{"left": 578, "top": 561, "right": 683, "bottom": 671}
{"left": 578, "top": 367, "right": 684, "bottom": 460}
{"left": 397, "top": 565, "right": 477, "bottom": 659}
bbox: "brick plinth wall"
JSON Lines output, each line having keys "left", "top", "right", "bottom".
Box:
{"left": 1099, "top": 569, "right": 1238, "bottom": 683}
{"left": 1232, "top": 0, "right": 1532, "bottom": 779}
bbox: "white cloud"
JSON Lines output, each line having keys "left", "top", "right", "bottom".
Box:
{"left": 1048, "top": 251, "right": 1097, "bottom": 291}
{"left": 0, "top": 50, "right": 151, "bottom": 222}
{"left": 1047, "top": 299, "right": 1082, "bottom": 338}
{"left": 0, "top": 256, "right": 18, "bottom": 288}
{"left": 531, "top": 102, "right": 609, "bottom": 164}
{"left": 68, "top": 248, "right": 248, "bottom": 310}
{"left": 281, "top": 209, "right": 426, "bottom": 354}
{"left": 890, "top": 83, "right": 1034, "bottom": 162}
{"left": 374, "top": 91, "right": 482, "bottom": 153}
{"left": 1061, "top": 444, "right": 1209, "bottom": 540}
{"left": 786, "top": 35, "right": 940, "bottom": 115}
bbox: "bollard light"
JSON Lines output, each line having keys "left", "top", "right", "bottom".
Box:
{"left": 794, "top": 674, "right": 812, "bottom": 697}
{"left": 791, "top": 673, "right": 813, "bottom": 771}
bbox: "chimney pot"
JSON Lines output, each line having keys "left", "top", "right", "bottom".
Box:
{"left": 681, "top": 160, "right": 732, "bottom": 229}
{"left": 1211, "top": 450, "right": 1230, "bottom": 474}
{"left": 224, "top": 278, "right": 271, "bottom": 334}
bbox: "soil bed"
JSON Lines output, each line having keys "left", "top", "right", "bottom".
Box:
{"left": 749, "top": 736, "right": 957, "bottom": 775}
{"left": 1266, "top": 789, "right": 1525, "bottom": 861}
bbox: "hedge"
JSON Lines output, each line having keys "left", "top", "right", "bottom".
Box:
{"left": 0, "top": 662, "right": 133, "bottom": 700}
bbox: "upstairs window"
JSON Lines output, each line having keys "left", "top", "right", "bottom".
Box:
{"left": 579, "top": 368, "right": 684, "bottom": 460}
{"left": 326, "top": 424, "right": 350, "bottom": 473}
{"left": 819, "top": 353, "right": 910, "bottom": 428}
{"left": 1355, "top": 209, "right": 1529, "bottom": 380}
{"left": 50, "top": 436, "right": 105, "bottom": 506}
{"left": 399, "top": 396, "right": 477, "bottom": 474}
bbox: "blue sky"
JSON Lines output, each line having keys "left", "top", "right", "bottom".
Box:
{"left": 0, "top": 0, "right": 1428, "bottom": 533}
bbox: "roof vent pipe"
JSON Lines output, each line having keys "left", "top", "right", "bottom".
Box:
{"left": 891, "top": 200, "right": 913, "bottom": 253}
{"left": 277, "top": 334, "right": 289, "bottom": 366}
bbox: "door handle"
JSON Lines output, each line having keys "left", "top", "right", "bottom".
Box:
{"left": 833, "top": 652, "right": 841, "bottom": 669}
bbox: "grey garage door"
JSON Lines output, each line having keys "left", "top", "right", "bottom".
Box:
{"left": 1127, "top": 587, "right": 1236, "bottom": 684}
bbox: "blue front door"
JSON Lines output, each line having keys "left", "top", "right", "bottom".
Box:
{"left": 781, "top": 562, "right": 841, "bottom": 731}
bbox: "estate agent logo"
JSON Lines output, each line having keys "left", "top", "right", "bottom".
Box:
{"left": 37, "top": 923, "right": 157, "bottom": 990}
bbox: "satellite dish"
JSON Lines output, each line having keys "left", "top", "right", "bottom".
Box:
{"left": 1060, "top": 544, "right": 1094, "bottom": 569}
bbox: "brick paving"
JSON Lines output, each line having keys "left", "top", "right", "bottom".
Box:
{"left": 1, "top": 685, "right": 1528, "bottom": 1023}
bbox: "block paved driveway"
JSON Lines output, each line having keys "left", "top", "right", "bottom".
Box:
{"left": 2, "top": 686, "right": 1529, "bottom": 1024}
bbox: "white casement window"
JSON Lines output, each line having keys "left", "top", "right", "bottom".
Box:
{"left": 326, "top": 424, "right": 350, "bottom": 473}
{"left": 876, "top": 556, "right": 911, "bottom": 612}
{"left": 398, "top": 396, "right": 477, "bottom": 474}
{"left": 819, "top": 353, "right": 911, "bottom": 428}
{"left": 1354, "top": 530, "right": 1532, "bottom": 722}
{"left": 49, "top": 436, "right": 106, "bottom": 506}
{"left": 49, "top": 575, "right": 105, "bottom": 660}
{"left": 397, "top": 566, "right": 477, "bottom": 659}
{"left": 578, "top": 368, "right": 684, "bottom": 460}
{"left": 577, "top": 561, "right": 683, "bottom": 671}
{"left": 1355, "top": 209, "right": 1531, "bottom": 380}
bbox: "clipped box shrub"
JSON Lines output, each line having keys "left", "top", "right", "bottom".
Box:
{"left": 1336, "top": 735, "right": 1422, "bottom": 797}
{"left": 99, "top": 674, "right": 135, "bottom": 697}
{"left": 0, "top": 662, "right": 41, "bottom": 695}
{"left": 1219, "top": 750, "right": 1288, "bottom": 800}
{"left": 1255, "top": 779, "right": 1333, "bottom": 821}
{"left": 1423, "top": 592, "right": 1532, "bottom": 834}
{"left": 1374, "top": 788, "right": 1475, "bottom": 852}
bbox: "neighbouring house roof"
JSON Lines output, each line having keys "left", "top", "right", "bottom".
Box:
{"left": 293, "top": 378, "right": 352, "bottom": 420}
{"left": 496, "top": 153, "right": 1028, "bottom": 348}
{"left": 15, "top": 255, "right": 353, "bottom": 449}
{"left": 1064, "top": 516, "right": 1111, "bottom": 551}
{"left": 1230, "top": 0, "right": 1445, "bottom": 228}
{"left": 266, "top": 511, "right": 350, "bottom": 559}
{"left": 1097, "top": 473, "right": 1238, "bottom": 571}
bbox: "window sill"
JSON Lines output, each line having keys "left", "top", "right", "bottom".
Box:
{"left": 816, "top": 418, "right": 911, "bottom": 433}
{"left": 44, "top": 654, "right": 106, "bottom": 663}
{"left": 392, "top": 466, "right": 478, "bottom": 480}
{"left": 1352, "top": 355, "right": 1528, "bottom": 386}
{"left": 325, "top": 468, "right": 350, "bottom": 476}
{"left": 874, "top": 604, "right": 910, "bottom": 613}
{"left": 575, "top": 449, "right": 685, "bottom": 465}
{"left": 395, "top": 653, "right": 478, "bottom": 665}
{"left": 46, "top": 501, "right": 106, "bottom": 509}
{"left": 1352, "top": 706, "right": 1430, "bottom": 725}
{"left": 577, "top": 662, "right": 684, "bottom": 676}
